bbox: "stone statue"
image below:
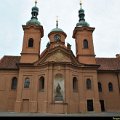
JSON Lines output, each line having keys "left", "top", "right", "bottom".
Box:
{"left": 55, "top": 83, "right": 63, "bottom": 101}
{"left": 56, "top": 83, "right": 62, "bottom": 96}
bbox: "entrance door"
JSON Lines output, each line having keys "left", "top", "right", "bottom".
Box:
{"left": 21, "top": 99, "right": 29, "bottom": 112}
{"left": 100, "top": 100, "right": 105, "bottom": 112}
{"left": 87, "top": 100, "right": 94, "bottom": 111}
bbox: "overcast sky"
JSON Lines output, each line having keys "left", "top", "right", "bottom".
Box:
{"left": 0, "top": 0, "right": 120, "bottom": 59}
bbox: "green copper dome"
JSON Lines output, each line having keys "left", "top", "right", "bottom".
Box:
{"left": 26, "top": 18, "right": 41, "bottom": 26}
{"left": 50, "top": 27, "right": 64, "bottom": 33}
{"left": 76, "top": 20, "right": 89, "bottom": 27}
{"left": 76, "top": 2, "right": 90, "bottom": 27}
{"left": 32, "top": 6, "right": 39, "bottom": 12}
{"left": 26, "top": 1, "right": 41, "bottom": 26}
{"left": 79, "top": 8, "right": 84, "bottom": 14}
{"left": 49, "top": 18, "right": 66, "bottom": 35}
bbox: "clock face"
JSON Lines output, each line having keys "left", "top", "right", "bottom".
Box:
{"left": 54, "top": 34, "right": 61, "bottom": 41}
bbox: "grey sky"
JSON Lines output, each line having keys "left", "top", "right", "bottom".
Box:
{"left": 0, "top": 0, "right": 120, "bottom": 59}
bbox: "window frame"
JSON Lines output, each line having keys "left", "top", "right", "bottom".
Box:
{"left": 108, "top": 82, "right": 113, "bottom": 92}
{"left": 83, "top": 39, "right": 88, "bottom": 49}
{"left": 39, "top": 76, "right": 45, "bottom": 92}
{"left": 28, "top": 38, "right": 34, "bottom": 48}
{"left": 24, "top": 78, "right": 30, "bottom": 88}
{"left": 11, "top": 77, "right": 17, "bottom": 90}
{"left": 86, "top": 79, "right": 92, "bottom": 90}
{"left": 73, "top": 77, "right": 78, "bottom": 92}
{"left": 98, "top": 82, "right": 102, "bottom": 92}
{"left": 87, "top": 99, "right": 94, "bottom": 111}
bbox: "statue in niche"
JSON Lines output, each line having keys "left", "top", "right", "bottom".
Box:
{"left": 55, "top": 83, "right": 63, "bottom": 101}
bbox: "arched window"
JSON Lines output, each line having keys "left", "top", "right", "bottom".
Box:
{"left": 24, "top": 78, "right": 30, "bottom": 88}
{"left": 73, "top": 77, "right": 78, "bottom": 92}
{"left": 11, "top": 77, "right": 17, "bottom": 90}
{"left": 108, "top": 82, "right": 113, "bottom": 92}
{"left": 98, "top": 82, "right": 102, "bottom": 92}
{"left": 28, "top": 38, "right": 34, "bottom": 47}
{"left": 83, "top": 39, "right": 88, "bottom": 49}
{"left": 86, "top": 79, "right": 92, "bottom": 90}
{"left": 39, "top": 76, "right": 45, "bottom": 91}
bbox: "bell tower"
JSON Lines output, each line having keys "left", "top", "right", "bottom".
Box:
{"left": 20, "top": 1, "right": 44, "bottom": 63}
{"left": 73, "top": 1, "right": 96, "bottom": 64}
{"left": 48, "top": 17, "right": 67, "bottom": 49}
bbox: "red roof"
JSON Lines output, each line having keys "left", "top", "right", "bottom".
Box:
{"left": 0, "top": 56, "right": 120, "bottom": 71}
{"left": 0, "top": 56, "right": 20, "bottom": 69}
{"left": 96, "top": 58, "right": 120, "bottom": 70}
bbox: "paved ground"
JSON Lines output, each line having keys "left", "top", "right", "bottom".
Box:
{"left": 0, "top": 112, "right": 120, "bottom": 117}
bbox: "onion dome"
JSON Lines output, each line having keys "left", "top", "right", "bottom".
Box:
{"left": 26, "top": 1, "right": 41, "bottom": 26}
{"left": 76, "top": 2, "right": 89, "bottom": 27}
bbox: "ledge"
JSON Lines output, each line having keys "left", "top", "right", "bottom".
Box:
{"left": 51, "top": 102, "right": 68, "bottom": 105}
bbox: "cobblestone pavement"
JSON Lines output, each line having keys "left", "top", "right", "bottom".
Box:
{"left": 0, "top": 112, "right": 120, "bottom": 117}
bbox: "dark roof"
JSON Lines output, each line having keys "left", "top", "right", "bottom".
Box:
{"left": 0, "top": 56, "right": 120, "bottom": 71}
{"left": 96, "top": 58, "right": 120, "bottom": 71}
{"left": 0, "top": 56, "right": 20, "bottom": 70}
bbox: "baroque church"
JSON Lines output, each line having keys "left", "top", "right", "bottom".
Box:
{"left": 0, "top": 1, "right": 120, "bottom": 113}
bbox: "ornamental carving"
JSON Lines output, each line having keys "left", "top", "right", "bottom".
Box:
{"left": 45, "top": 51, "right": 71, "bottom": 62}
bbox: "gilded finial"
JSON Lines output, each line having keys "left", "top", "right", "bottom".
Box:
{"left": 80, "top": 0, "right": 82, "bottom": 9}
{"left": 56, "top": 16, "right": 58, "bottom": 28}
{"left": 35, "top": 0, "right": 37, "bottom": 6}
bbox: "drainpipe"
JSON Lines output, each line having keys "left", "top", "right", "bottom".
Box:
{"left": 116, "top": 70, "right": 120, "bottom": 94}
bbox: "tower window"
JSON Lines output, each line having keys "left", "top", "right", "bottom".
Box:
{"left": 73, "top": 77, "right": 78, "bottom": 92}
{"left": 83, "top": 39, "right": 88, "bottom": 49}
{"left": 98, "top": 82, "right": 102, "bottom": 92}
{"left": 108, "top": 82, "right": 113, "bottom": 92}
{"left": 28, "top": 38, "right": 34, "bottom": 47}
{"left": 11, "top": 77, "right": 17, "bottom": 90}
{"left": 24, "top": 78, "right": 30, "bottom": 88}
{"left": 39, "top": 76, "right": 45, "bottom": 91}
{"left": 86, "top": 79, "right": 92, "bottom": 90}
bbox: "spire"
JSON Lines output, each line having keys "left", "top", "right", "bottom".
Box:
{"left": 79, "top": 0, "right": 85, "bottom": 22}
{"left": 48, "top": 16, "right": 67, "bottom": 38}
{"left": 56, "top": 16, "right": 58, "bottom": 28}
{"left": 76, "top": 0, "right": 89, "bottom": 27}
{"left": 26, "top": 0, "right": 41, "bottom": 26}
{"left": 31, "top": 0, "right": 39, "bottom": 20}
{"left": 35, "top": 0, "right": 37, "bottom": 6}
{"left": 80, "top": 0, "right": 82, "bottom": 9}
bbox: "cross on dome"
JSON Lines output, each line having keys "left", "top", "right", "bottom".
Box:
{"left": 56, "top": 16, "right": 58, "bottom": 28}
{"left": 35, "top": 0, "right": 37, "bottom": 6}
{"left": 80, "top": 0, "right": 82, "bottom": 9}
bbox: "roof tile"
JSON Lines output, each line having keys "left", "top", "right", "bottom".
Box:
{"left": 0, "top": 56, "right": 120, "bottom": 71}
{"left": 0, "top": 56, "right": 20, "bottom": 69}
{"left": 96, "top": 58, "right": 120, "bottom": 70}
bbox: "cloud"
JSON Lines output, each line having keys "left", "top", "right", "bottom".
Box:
{"left": 0, "top": 0, "right": 120, "bottom": 58}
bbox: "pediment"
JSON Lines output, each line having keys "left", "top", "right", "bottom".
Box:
{"left": 44, "top": 50, "right": 71, "bottom": 63}
{"left": 36, "top": 47, "right": 80, "bottom": 66}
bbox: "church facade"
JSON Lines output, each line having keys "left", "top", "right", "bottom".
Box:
{"left": 0, "top": 2, "right": 120, "bottom": 113}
